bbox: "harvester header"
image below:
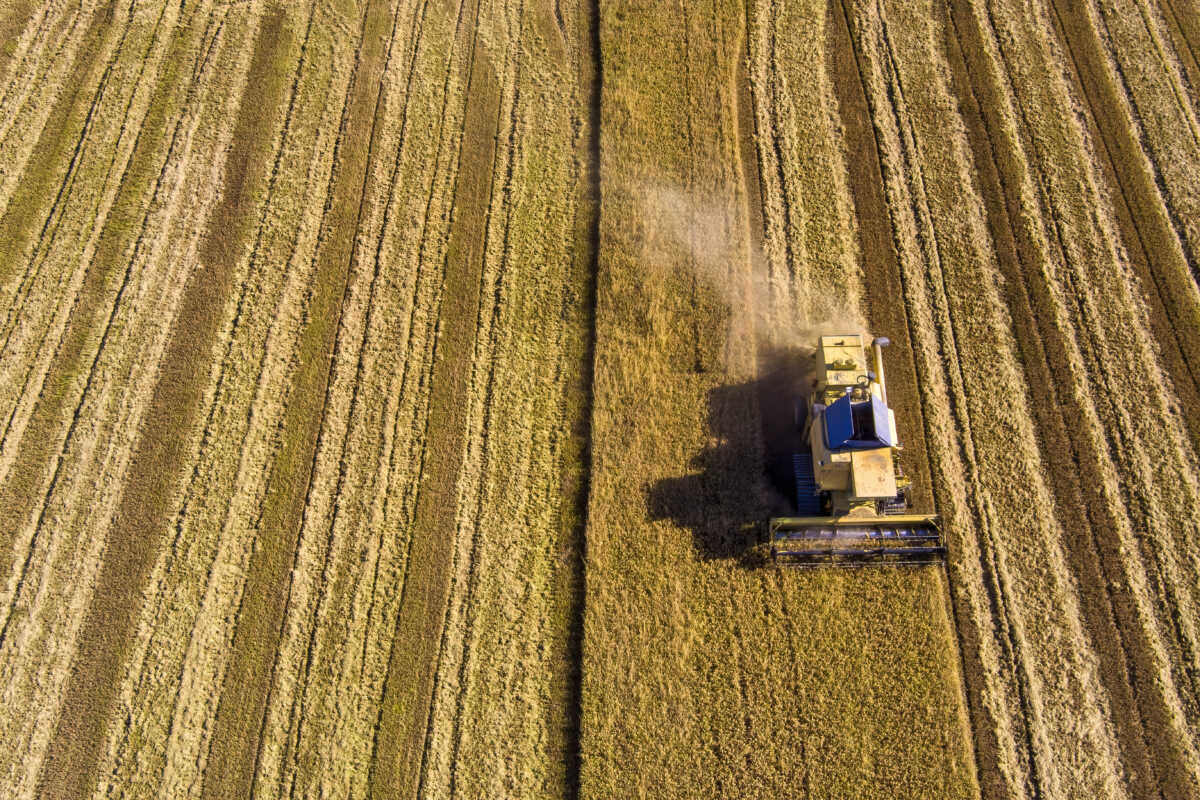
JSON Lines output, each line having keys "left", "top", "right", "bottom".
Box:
{"left": 770, "top": 334, "right": 945, "bottom": 567}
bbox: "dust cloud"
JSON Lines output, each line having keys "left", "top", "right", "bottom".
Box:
{"left": 630, "top": 179, "right": 866, "bottom": 364}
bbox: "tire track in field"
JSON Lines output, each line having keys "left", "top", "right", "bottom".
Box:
{"left": 982, "top": 0, "right": 1200, "bottom": 748}
{"left": 369, "top": 0, "right": 500, "bottom": 792}
{"left": 1159, "top": 0, "right": 1200, "bottom": 105}
{"left": 21, "top": 8, "right": 294, "bottom": 798}
{"left": 948, "top": 1, "right": 1200, "bottom": 793}
{"left": 26, "top": 4, "right": 247, "bottom": 796}
{"left": 0, "top": 1, "right": 38, "bottom": 86}
{"left": 0, "top": 0, "right": 194, "bottom": 638}
{"left": 0, "top": 1, "right": 127, "bottom": 294}
{"left": 557, "top": 0, "right": 601, "bottom": 790}
{"left": 0, "top": 2, "right": 171, "bottom": 491}
{"left": 1043, "top": 0, "right": 1200, "bottom": 453}
{"left": 830, "top": 2, "right": 1039, "bottom": 797}
{"left": 943, "top": 6, "right": 1168, "bottom": 797}
{"left": 194, "top": 0, "right": 398, "bottom": 796}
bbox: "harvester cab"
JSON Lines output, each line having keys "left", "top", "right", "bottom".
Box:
{"left": 769, "top": 334, "right": 946, "bottom": 567}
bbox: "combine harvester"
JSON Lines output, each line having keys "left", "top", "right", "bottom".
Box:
{"left": 770, "top": 334, "right": 946, "bottom": 567}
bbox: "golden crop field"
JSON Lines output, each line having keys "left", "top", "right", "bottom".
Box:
{"left": 0, "top": 1, "right": 1197, "bottom": 798}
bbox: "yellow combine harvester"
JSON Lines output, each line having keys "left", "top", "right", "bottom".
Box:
{"left": 769, "top": 334, "right": 945, "bottom": 567}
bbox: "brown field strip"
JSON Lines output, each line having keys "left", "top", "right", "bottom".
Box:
{"left": 941, "top": 6, "right": 1165, "bottom": 797}
{"left": 26, "top": 4, "right": 269, "bottom": 798}
{"left": 931, "top": 0, "right": 1200, "bottom": 794}
{"left": 370, "top": 0, "right": 499, "bottom": 792}
{"left": 199, "top": 0, "right": 398, "bottom": 796}
{"left": 1047, "top": 0, "right": 1200, "bottom": 454}
{"left": 0, "top": 1, "right": 37, "bottom": 83}
{"left": 1160, "top": 0, "right": 1200, "bottom": 105}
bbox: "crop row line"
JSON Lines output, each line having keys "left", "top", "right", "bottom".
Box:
{"left": 0, "top": 1, "right": 101, "bottom": 216}
{"left": 0, "top": 0, "right": 146, "bottom": 477}
{"left": 959, "top": 0, "right": 1200, "bottom": 791}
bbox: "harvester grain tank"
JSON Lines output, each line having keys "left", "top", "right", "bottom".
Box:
{"left": 769, "top": 334, "right": 945, "bottom": 567}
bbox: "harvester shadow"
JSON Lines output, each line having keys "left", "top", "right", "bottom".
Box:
{"left": 646, "top": 347, "right": 813, "bottom": 568}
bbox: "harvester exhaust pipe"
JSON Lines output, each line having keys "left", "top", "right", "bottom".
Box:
{"left": 872, "top": 336, "right": 890, "bottom": 405}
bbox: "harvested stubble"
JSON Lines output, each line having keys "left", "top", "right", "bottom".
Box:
{"left": 0, "top": 0, "right": 594, "bottom": 797}
{"left": 832, "top": 0, "right": 1200, "bottom": 796}
{"left": 580, "top": 1, "right": 976, "bottom": 797}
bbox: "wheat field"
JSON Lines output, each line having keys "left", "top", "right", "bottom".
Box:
{"left": 0, "top": 1, "right": 1197, "bottom": 798}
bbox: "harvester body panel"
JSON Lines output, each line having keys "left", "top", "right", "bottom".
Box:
{"left": 769, "top": 333, "right": 945, "bottom": 568}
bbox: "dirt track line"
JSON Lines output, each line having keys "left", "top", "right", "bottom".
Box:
{"left": 25, "top": 4, "right": 247, "bottom": 797}
{"left": 943, "top": 7, "right": 1167, "bottom": 798}
{"left": 0, "top": 1, "right": 100, "bottom": 203}
{"left": 252, "top": 3, "right": 417, "bottom": 794}
{"left": 193, "top": 1, "right": 400, "bottom": 797}
{"left": 555, "top": 0, "right": 601, "bottom": 790}
{"left": 369, "top": 0, "right": 502, "bottom": 793}
{"left": 0, "top": 0, "right": 191, "bottom": 639}
{"left": 0, "top": 2, "right": 175, "bottom": 494}
{"left": 1159, "top": 0, "right": 1200, "bottom": 105}
{"left": 1044, "top": 0, "right": 1200, "bottom": 451}
{"left": 953, "top": 0, "right": 1200, "bottom": 792}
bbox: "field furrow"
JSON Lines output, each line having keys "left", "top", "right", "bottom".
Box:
{"left": 0, "top": 0, "right": 179, "bottom": 505}
{"left": 0, "top": 3, "right": 277, "bottom": 797}
{"left": 939, "top": 0, "right": 1200, "bottom": 794}
{"left": 0, "top": 0, "right": 102, "bottom": 214}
